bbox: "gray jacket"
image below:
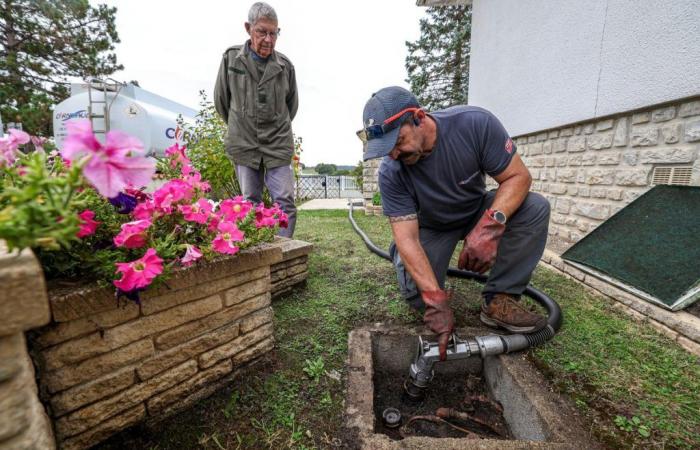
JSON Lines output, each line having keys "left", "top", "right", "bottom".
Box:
{"left": 214, "top": 41, "right": 298, "bottom": 169}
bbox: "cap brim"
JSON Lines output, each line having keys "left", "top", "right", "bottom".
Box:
{"left": 362, "top": 126, "right": 400, "bottom": 161}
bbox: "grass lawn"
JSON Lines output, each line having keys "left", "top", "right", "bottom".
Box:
{"left": 98, "top": 210, "right": 700, "bottom": 450}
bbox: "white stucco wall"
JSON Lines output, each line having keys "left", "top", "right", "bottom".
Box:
{"left": 468, "top": 0, "right": 700, "bottom": 136}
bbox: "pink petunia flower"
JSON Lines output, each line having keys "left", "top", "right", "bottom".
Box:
{"left": 113, "top": 219, "right": 152, "bottom": 248}
{"left": 207, "top": 212, "right": 221, "bottom": 233}
{"left": 76, "top": 209, "right": 100, "bottom": 238}
{"left": 183, "top": 170, "right": 211, "bottom": 192}
{"left": 165, "top": 143, "right": 190, "bottom": 168}
{"left": 152, "top": 179, "right": 194, "bottom": 212}
{"left": 31, "top": 136, "right": 47, "bottom": 153}
{"left": 132, "top": 200, "right": 156, "bottom": 220}
{"left": 220, "top": 196, "right": 253, "bottom": 222}
{"left": 0, "top": 129, "right": 30, "bottom": 166}
{"left": 181, "top": 244, "right": 203, "bottom": 267}
{"left": 211, "top": 221, "right": 245, "bottom": 255}
{"left": 179, "top": 198, "right": 213, "bottom": 224}
{"left": 113, "top": 248, "right": 163, "bottom": 292}
{"left": 60, "top": 119, "right": 155, "bottom": 198}
{"left": 254, "top": 203, "right": 279, "bottom": 228}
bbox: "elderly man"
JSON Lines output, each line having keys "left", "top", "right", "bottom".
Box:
{"left": 359, "top": 86, "right": 550, "bottom": 359}
{"left": 214, "top": 2, "right": 298, "bottom": 237}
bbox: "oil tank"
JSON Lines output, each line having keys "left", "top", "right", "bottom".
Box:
{"left": 53, "top": 80, "right": 197, "bottom": 157}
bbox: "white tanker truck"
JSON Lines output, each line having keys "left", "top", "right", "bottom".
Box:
{"left": 53, "top": 79, "right": 197, "bottom": 157}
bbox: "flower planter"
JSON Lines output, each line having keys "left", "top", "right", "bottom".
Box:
{"left": 1, "top": 238, "right": 312, "bottom": 450}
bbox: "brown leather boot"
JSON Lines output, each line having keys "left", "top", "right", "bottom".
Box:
{"left": 480, "top": 293, "right": 547, "bottom": 333}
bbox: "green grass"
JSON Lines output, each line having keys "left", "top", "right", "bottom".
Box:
{"left": 98, "top": 210, "right": 700, "bottom": 450}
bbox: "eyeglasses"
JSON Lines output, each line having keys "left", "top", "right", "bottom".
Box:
{"left": 253, "top": 28, "right": 280, "bottom": 39}
{"left": 356, "top": 107, "right": 419, "bottom": 144}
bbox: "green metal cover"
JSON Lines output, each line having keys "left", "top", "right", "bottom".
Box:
{"left": 562, "top": 185, "right": 700, "bottom": 310}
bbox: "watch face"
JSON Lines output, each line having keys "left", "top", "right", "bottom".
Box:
{"left": 493, "top": 210, "right": 507, "bottom": 224}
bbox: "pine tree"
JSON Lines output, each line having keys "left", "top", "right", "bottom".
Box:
{"left": 405, "top": 5, "right": 471, "bottom": 111}
{"left": 0, "top": 0, "right": 122, "bottom": 135}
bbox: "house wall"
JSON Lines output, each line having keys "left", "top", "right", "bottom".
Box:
{"left": 468, "top": 0, "right": 700, "bottom": 137}
{"left": 512, "top": 97, "right": 700, "bottom": 251}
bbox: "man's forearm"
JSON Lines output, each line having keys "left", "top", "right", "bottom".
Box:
{"left": 391, "top": 217, "right": 440, "bottom": 292}
{"left": 490, "top": 154, "right": 532, "bottom": 218}
{"left": 490, "top": 173, "right": 531, "bottom": 218}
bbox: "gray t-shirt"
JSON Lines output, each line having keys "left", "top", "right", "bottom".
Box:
{"left": 378, "top": 106, "right": 516, "bottom": 230}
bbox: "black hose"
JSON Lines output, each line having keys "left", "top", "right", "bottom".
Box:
{"left": 347, "top": 201, "right": 562, "bottom": 346}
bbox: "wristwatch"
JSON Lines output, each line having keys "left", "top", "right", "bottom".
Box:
{"left": 489, "top": 209, "right": 507, "bottom": 224}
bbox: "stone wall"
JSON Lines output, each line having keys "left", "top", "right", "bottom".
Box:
{"left": 515, "top": 97, "right": 700, "bottom": 251}
{"left": 362, "top": 158, "right": 382, "bottom": 215}
{"left": 11, "top": 238, "right": 312, "bottom": 450}
{"left": 0, "top": 242, "right": 55, "bottom": 450}
{"left": 270, "top": 239, "right": 313, "bottom": 298}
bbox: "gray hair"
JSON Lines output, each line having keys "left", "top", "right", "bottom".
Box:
{"left": 248, "top": 2, "right": 277, "bottom": 25}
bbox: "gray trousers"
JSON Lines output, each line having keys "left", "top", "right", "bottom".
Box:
{"left": 390, "top": 191, "right": 550, "bottom": 308}
{"left": 236, "top": 164, "right": 297, "bottom": 238}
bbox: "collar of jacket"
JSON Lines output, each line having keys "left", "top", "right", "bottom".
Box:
{"left": 235, "top": 40, "right": 285, "bottom": 85}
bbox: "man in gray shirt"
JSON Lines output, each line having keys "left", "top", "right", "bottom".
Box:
{"left": 359, "top": 86, "right": 549, "bottom": 359}
{"left": 214, "top": 2, "right": 298, "bottom": 237}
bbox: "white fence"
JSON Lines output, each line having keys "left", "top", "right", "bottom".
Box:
{"left": 295, "top": 175, "right": 361, "bottom": 199}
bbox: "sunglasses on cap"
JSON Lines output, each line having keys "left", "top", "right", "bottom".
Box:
{"left": 356, "top": 107, "right": 419, "bottom": 144}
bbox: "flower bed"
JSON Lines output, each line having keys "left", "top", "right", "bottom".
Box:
{"left": 1, "top": 122, "right": 313, "bottom": 449}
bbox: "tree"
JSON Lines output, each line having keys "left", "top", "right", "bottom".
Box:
{"left": 315, "top": 163, "right": 337, "bottom": 175}
{"left": 351, "top": 160, "right": 363, "bottom": 191}
{"left": 405, "top": 5, "right": 471, "bottom": 111}
{"left": 0, "top": 0, "right": 122, "bottom": 136}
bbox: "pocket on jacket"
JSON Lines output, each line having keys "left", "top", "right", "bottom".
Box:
{"left": 228, "top": 68, "right": 247, "bottom": 113}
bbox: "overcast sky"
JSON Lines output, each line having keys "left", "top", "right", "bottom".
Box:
{"left": 98, "top": 0, "right": 425, "bottom": 167}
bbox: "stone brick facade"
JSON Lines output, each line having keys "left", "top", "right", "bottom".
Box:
{"left": 1, "top": 238, "right": 311, "bottom": 450}
{"left": 362, "top": 158, "right": 382, "bottom": 215}
{"left": 516, "top": 97, "right": 700, "bottom": 251}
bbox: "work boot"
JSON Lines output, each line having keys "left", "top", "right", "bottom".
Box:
{"left": 480, "top": 293, "right": 547, "bottom": 333}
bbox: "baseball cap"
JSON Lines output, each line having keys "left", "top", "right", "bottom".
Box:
{"left": 361, "top": 86, "right": 420, "bottom": 161}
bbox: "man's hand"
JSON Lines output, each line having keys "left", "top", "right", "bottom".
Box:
{"left": 421, "top": 289, "right": 455, "bottom": 360}
{"left": 458, "top": 209, "right": 506, "bottom": 273}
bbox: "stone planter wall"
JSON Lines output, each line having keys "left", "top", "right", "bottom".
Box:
{"left": 0, "top": 238, "right": 311, "bottom": 450}
{"left": 270, "top": 239, "right": 313, "bottom": 299}
{"left": 0, "top": 242, "right": 55, "bottom": 450}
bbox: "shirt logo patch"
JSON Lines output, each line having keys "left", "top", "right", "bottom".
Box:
{"left": 505, "top": 138, "right": 513, "bottom": 154}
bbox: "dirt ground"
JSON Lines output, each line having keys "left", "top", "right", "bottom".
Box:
{"left": 373, "top": 370, "right": 509, "bottom": 441}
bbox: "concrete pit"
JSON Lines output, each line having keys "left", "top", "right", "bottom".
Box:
{"left": 345, "top": 325, "right": 599, "bottom": 450}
